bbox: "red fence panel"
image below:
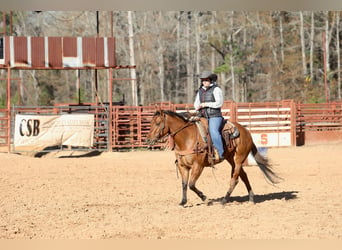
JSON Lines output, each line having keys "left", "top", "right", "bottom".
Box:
{"left": 0, "top": 109, "right": 9, "bottom": 149}
{"left": 3, "top": 101, "right": 342, "bottom": 153}
{"left": 296, "top": 102, "right": 342, "bottom": 145}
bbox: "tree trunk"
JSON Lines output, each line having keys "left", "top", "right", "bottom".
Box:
{"left": 157, "top": 12, "right": 165, "bottom": 102}
{"left": 210, "top": 12, "right": 217, "bottom": 70}
{"left": 29, "top": 70, "right": 39, "bottom": 105}
{"left": 310, "top": 11, "right": 315, "bottom": 83}
{"left": 229, "top": 11, "right": 236, "bottom": 101}
{"left": 128, "top": 11, "right": 138, "bottom": 106}
{"left": 325, "top": 11, "right": 330, "bottom": 73}
{"left": 337, "top": 12, "right": 341, "bottom": 99}
{"left": 279, "top": 12, "right": 285, "bottom": 64}
{"left": 175, "top": 12, "right": 181, "bottom": 103}
{"left": 194, "top": 13, "right": 200, "bottom": 86}
{"left": 300, "top": 11, "right": 307, "bottom": 76}
{"left": 279, "top": 12, "right": 285, "bottom": 99}
{"left": 186, "top": 12, "right": 193, "bottom": 104}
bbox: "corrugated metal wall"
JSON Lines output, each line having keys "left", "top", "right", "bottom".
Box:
{"left": 0, "top": 36, "right": 116, "bottom": 69}
{"left": 31, "top": 37, "right": 45, "bottom": 67}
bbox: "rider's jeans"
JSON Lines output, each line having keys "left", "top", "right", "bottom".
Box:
{"left": 208, "top": 116, "right": 224, "bottom": 158}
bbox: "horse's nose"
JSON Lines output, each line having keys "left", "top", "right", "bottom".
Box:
{"left": 146, "top": 137, "right": 156, "bottom": 145}
{"left": 145, "top": 138, "right": 152, "bottom": 145}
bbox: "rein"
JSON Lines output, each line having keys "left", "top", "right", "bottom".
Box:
{"left": 168, "top": 120, "right": 206, "bottom": 156}
{"left": 158, "top": 113, "right": 192, "bottom": 141}
{"left": 169, "top": 122, "right": 193, "bottom": 137}
{"left": 156, "top": 113, "right": 206, "bottom": 156}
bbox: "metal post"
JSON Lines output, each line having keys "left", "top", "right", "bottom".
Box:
{"left": 76, "top": 69, "right": 81, "bottom": 104}
{"left": 108, "top": 68, "right": 113, "bottom": 151}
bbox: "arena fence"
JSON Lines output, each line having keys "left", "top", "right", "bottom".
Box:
{"left": 296, "top": 102, "right": 342, "bottom": 145}
{"left": 1, "top": 100, "right": 342, "bottom": 153}
{"left": 0, "top": 108, "right": 9, "bottom": 148}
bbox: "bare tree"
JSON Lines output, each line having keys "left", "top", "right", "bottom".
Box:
{"left": 229, "top": 11, "right": 236, "bottom": 101}
{"left": 300, "top": 11, "right": 307, "bottom": 77}
{"left": 156, "top": 11, "right": 165, "bottom": 102}
{"left": 309, "top": 11, "right": 315, "bottom": 83}
{"left": 186, "top": 12, "right": 193, "bottom": 104}
{"left": 128, "top": 11, "right": 137, "bottom": 106}
{"left": 337, "top": 12, "right": 341, "bottom": 99}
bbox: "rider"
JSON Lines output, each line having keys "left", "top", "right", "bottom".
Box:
{"left": 194, "top": 70, "right": 224, "bottom": 162}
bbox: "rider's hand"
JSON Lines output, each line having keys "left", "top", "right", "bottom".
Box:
{"left": 199, "top": 103, "right": 207, "bottom": 108}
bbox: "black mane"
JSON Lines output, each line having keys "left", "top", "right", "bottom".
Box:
{"left": 154, "top": 110, "right": 191, "bottom": 122}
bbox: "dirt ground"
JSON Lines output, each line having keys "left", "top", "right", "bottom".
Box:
{"left": 0, "top": 143, "right": 341, "bottom": 239}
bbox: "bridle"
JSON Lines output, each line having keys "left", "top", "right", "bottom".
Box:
{"left": 154, "top": 112, "right": 192, "bottom": 142}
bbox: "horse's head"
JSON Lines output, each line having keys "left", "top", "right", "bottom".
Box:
{"left": 146, "top": 109, "right": 169, "bottom": 145}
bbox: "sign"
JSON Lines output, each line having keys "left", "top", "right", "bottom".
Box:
{"left": 14, "top": 114, "right": 94, "bottom": 150}
{"left": 246, "top": 132, "right": 291, "bottom": 165}
{"left": 251, "top": 132, "right": 291, "bottom": 147}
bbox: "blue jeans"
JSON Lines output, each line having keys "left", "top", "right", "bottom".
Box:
{"left": 208, "top": 116, "right": 224, "bottom": 158}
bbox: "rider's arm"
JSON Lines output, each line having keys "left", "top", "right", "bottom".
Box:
{"left": 194, "top": 92, "right": 201, "bottom": 110}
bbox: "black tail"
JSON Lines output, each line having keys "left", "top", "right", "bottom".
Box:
{"left": 251, "top": 143, "right": 283, "bottom": 184}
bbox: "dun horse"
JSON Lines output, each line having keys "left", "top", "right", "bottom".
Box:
{"left": 146, "top": 109, "right": 282, "bottom": 206}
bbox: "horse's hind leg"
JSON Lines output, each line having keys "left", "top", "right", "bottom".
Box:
{"left": 222, "top": 158, "right": 243, "bottom": 204}
{"left": 239, "top": 167, "right": 255, "bottom": 203}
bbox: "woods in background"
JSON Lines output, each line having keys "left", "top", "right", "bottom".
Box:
{"left": 0, "top": 11, "right": 341, "bottom": 106}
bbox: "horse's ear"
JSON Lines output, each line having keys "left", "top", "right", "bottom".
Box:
{"left": 155, "top": 104, "right": 163, "bottom": 114}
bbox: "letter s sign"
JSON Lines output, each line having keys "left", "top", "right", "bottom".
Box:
{"left": 261, "top": 133, "right": 268, "bottom": 145}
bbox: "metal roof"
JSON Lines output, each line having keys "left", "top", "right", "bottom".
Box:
{"left": 0, "top": 36, "right": 119, "bottom": 69}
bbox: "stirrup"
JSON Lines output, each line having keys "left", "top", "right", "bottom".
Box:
{"left": 230, "top": 127, "right": 240, "bottom": 139}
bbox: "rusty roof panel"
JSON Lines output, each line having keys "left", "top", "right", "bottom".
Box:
{"left": 14, "top": 37, "right": 28, "bottom": 66}
{"left": 82, "top": 37, "right": 96, "bottom": 66}
{"left": 48, "top": 37, "right": 62, "bottom": 68}
{"left": 2, "top": 36, "right": 118, "bottom": 69}
{"left": 107, "top": 37, "right": 116, "bottom": 66}
{"left": 96, "top": 37, "right": 104, "bottom": 67}
{"left": 31, "top": 37, "right": 45, "bottom": 67}
{"left": 63, "top": 37, "right": 77, "bottom": 57}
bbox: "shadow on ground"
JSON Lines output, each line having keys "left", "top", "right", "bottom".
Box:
{"left": 196, "top": 191, "right": 299, "bottom": 207}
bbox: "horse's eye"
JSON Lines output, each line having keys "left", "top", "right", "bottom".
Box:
{"left": 156, "top": 123, "right": 160, "bottom": 126}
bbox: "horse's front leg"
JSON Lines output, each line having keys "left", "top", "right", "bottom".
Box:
{"left": 177, "top": 163, "right": 190, "bottom": 206}
{"left": 189, "top": 163, "right": 206, "bottom": 202}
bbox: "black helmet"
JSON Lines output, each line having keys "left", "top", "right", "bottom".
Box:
{"left": 199, "top": 70, "right": 217, "bottom": 82}
{"left": 199, "top": 70, "right": 213, "bottom": 79}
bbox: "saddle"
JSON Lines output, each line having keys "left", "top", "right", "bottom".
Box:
{"left": 189, "top": 115, "right": 240, "bottom": 164}
{"left": 222, "top": 120, "right": 240, "bottom": 149}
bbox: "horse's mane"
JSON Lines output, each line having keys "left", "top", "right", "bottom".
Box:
{"left": 154, "top": 110, "right": 190, "bottom": 122}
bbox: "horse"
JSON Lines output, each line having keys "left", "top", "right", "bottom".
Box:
{"left": 146, "top": 108, "right": 282, "bottom": 206}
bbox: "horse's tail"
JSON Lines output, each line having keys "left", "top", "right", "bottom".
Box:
{"left": 251, "top": 143, "right": 283, "bottom": 184}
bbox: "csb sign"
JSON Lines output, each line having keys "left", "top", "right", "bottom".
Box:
{"left": 18, "top": 119, "right": 40, "bottom": 136}
{"left": 14, "top": 114, "right": 94, "bottom": 149}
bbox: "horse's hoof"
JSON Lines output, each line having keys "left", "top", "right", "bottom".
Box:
{"left": 179, "top": 201, "right": 187, "bottom": 206}
{"left": 205, "top": 199, "right": 213, "bottom": 206}
{"left": 221, "top": 198, "right": 228, "bottom": 205}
